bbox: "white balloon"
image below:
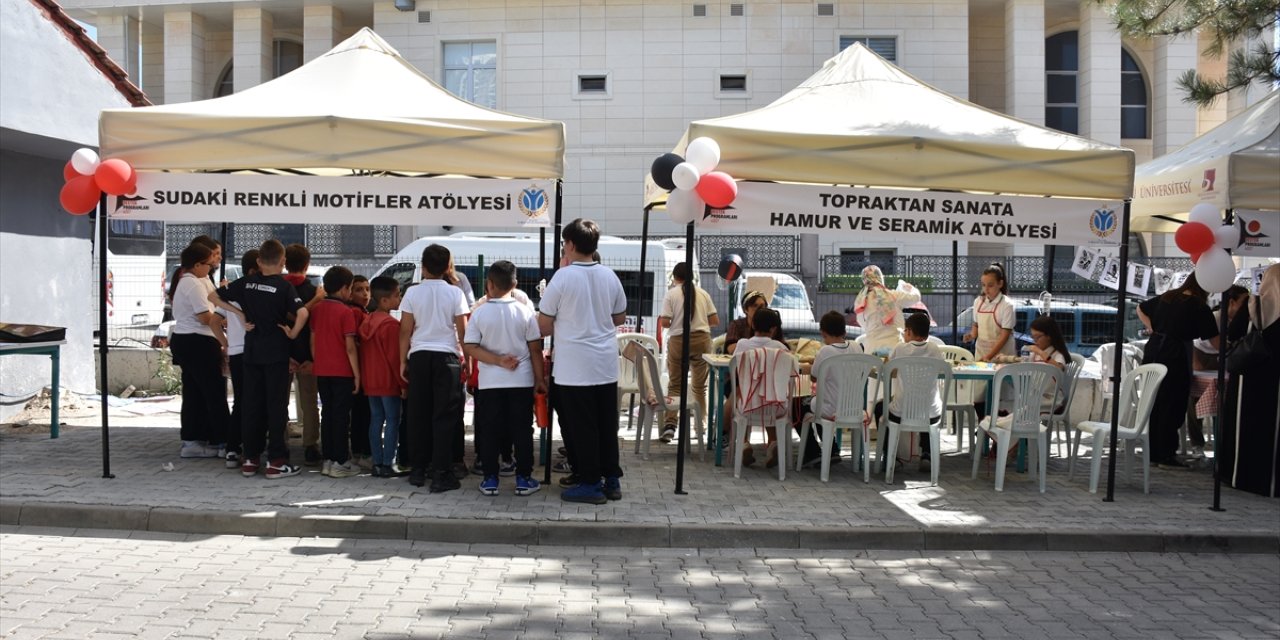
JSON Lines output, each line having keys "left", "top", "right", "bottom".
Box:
{"left": 70, "top": 148, "right": 100, "bottom": 176}
{"left": 666, "top": 188, "right": 703, "bottom": 225}
{"left": 1213, "top": 224, "right": 1239, "bottom": 251}
{"left": 1188, "top": 202, "right": 1221, "bottom": 228}
{"left": 685, "top": 137, "right": 721, "bottom": 174}
{"left": 1194, "top": 248, "right": 1236, "bottom": 293}
{"left": 671, "top": 162, "right": 701, "bottom": 191}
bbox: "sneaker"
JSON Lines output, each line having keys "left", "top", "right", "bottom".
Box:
{"left": 918, "top": 457, "right": 932, "bottom": 473}
{"left": 557, "top": 446, "right": 568, "bottom": 457}
{"left": 329, "top": 460, "right": 361, "bottom": 478}
{"left": 740, "top": 446, "right": 756, "bottom": 467}
{"left": 241, "top": 457, "right": 260, "bottom": 477}
{"left": 265, "top": 460, "right": 301, "bottom": 479}
{"left": 179, "top": 441, "right": 219, "bottom": 458}
{"left": 370, "top": 464, "right": 385, "bottom": 478}
{"left": 561, "top": 482, "right": 608, "bottom": 505}
{"left": 515, "top": 475, "right": 541, "bottom": 496}
{"left": 471, "top": 459, "right": 486, "bottom": 476}
{"left": 430, "top": 471, "right": 462, "bottom": 493}
{"left": 391, "top": 463, "right": 412, "bottom": 477}
{"left": 765, "top": 443, "right": 779, "bottom": 469}
{"left": 408, "top": 469, "right": 427, "bottom": 487}
{"left": 304, "top": 446, "right": 322, "bottom": 467}
{"left": 558, "top": 473, "right": 582, "bottom": 488}
{"left": 659, "top": 426, "right": 676, "bottom": 443}
{"left": 450, "top": 462, "right": 469, "bottom": 479}
{"left": 552, "top": 459, "right": 573, "bottom": 474}
{"left": 479, "top": 475, "right": 500, "bottom": 496}
{"left": 353, "top": 455, "right": 373, "bottom": 471}
{"left": 498, "top": 459, "right": 517, "bottom": 477}
{"left": 603, "top": 477, "right": 622, "bottom": 501}
{"left": 321, "top": 460, "right": 333, "bottom": 477}
{"left": 224, "top": 451, "right": 241, "bottom": 469}
{"left": 801, "top": 456, "right": 823, "bottom": 470}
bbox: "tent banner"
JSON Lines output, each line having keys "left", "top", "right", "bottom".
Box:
{"left": 699, "top": 182, "right": 1124, "bottom": 247}
{"left": 111, "top": 173, "right": 556, "bottom": 227}
{"left": 1231, "top": 210, "right": 1279, "bottom": 257}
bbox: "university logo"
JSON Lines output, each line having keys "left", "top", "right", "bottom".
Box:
{"left": 1202, "top": 169, "right": 1217, "bottom": 192}
{"left": 114, "top": 194, "right": 149, "bottom": 214}
{"left": 1089, "top": 207, "right": 1117, "bottom": 238}
{"left": 518, "top": 186, "right": 549, "bottom": 219}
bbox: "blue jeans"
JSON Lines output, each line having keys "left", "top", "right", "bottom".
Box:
{"left": 368, "top": 395, "right": 402, "bottom": 466}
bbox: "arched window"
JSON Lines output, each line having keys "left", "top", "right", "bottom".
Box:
{"left": 1044, "top": 31, "right": 1150, "bottom": 139}
{"left": 214, "top": 39, "right": 303, "bottom": 97}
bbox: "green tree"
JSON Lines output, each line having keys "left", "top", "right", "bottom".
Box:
{"left": 1101, "top": 0, "right": 1280, "bottom": 106}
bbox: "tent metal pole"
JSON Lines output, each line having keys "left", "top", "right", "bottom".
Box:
{"left": 1104, "top": 199, "right": 1132, "bottom": 502}
{"left": 638, "top": 208, "right": 650, "bottom": 336}
{"left": 544, "top": 181, "right": 563, "bottom": 487}
{"left": 1211, "top": 208, "right": 1233, "bottom": 512}
{"left": 97, "top": 195, "right": 114, "bottom": 479}
{"left": 219, "top": 222, "right": 229, "bottom": 276}
{"left": 1046, "top": 245, "right": 1056, "bottom": 293}
{"left": 951, "top": 241, "right": 959, "bottom": 345}
{"left": 539, "top": 227, "right": 547, "bottom": 467}
{"left": 674, "top": 219, "right": 695, "bottom": 495}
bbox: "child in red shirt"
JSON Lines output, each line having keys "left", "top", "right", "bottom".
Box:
{"left": 310, "top": 266, "right": 361, "bottom": 478}
{"left": 347, "top": 275, "right": 372, "bottom": 468}
{"left": 359, "top": 277, "right": 407, "bottom": 478}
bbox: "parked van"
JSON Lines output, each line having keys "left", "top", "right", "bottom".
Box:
{"left": 938, "top": 297, "right": 1144, "bottom": 357}
{"left": 727, "top": 271, "right": 862, "bottom": 341}
{"left": 372, "top": 232, "right": 691, "bottom": 332}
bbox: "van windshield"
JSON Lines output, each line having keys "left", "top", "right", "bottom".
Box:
{"left": 771, "top": 283, "right": 809, "bottom": 309}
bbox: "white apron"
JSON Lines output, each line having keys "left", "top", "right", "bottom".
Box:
{"left": 974, "top": 294, "right": 1016, "bottom": 361}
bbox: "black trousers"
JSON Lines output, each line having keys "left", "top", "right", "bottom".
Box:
{"left": 242, "top": 359, "right": 291, "bottom": 462}
{"left": 407, "top": 351, "right": 463, "bottom": 474}
{"left": 170, "top": 332, "right": 228, "bottom": 444}
{"left": 475, "top": 387, "right": 535, "bottom": 477}
{"left": 552, "top": 381, "right": 622, "bottom": 483}
{"left": 227, "top": 353, "right": 244, "bottom": 455}
{"left": 350, "top": 389, "right": 371, "bottom": 456}
{"left": 1144, "top": 337, "right": 1193, "bottom": 463}
{"left": 317, "top": 376, "right": 355, "bottom": 464}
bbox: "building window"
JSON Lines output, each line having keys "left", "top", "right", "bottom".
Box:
{"left": 573, "top": 72, "right": 611, "bottom": 100}
{"left": 839, "top": 248, "right": 895, "bottom": 275}
{"left": 443, "top": 41, "right": 497, "bottom": 108}
{"left": 1044, "top": 31, "right": 1150, "bottom": 139}
{"left": 214, "top": 39, "right": 304, "bottom": 98}
{"left": 1121, "top": 50, "right": 1148, "bottom": 139}
{"left": 839, "top": 36, "right": 897, "bottom": 62}
{"left": 715, "top": 70, "right": 751, "bottom": 99}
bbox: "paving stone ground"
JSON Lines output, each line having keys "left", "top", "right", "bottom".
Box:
{"left": 2, "top": 397, "right": 1277, "bottom": 540}
{"left": 2, "top": 528, "right": 1277, "bottom": 640}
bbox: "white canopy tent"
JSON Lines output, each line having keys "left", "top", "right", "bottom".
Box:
{"left": 100, "top": 28, "right": 565, "bottom": 179}
{"left": 1131, "top": 89, "right": 1279, "bottom": 234}
{"left": 647, "top": 44, "right": 1139, "bottom": 497}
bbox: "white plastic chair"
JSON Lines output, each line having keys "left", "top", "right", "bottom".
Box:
{"left": 1045, "top": 353, "right": 1086, "bottom": 457}
{"left": 970, "top": 363, "right": 1061, "bottom": 492}
{"left": 854, "top": 334, "right": 869, "bottom": 352}
{"left": 730, "top": 348, "right": 797, "bottom": 481}
{"left": 882, "top": 357, "right": 953, "bottom": 486}
{"left": 622, "top": 341, "right": 704, "bottom": 461}
{"left": 938, "top": 345, "right": 978, "bottom": 454}
{"left": 796, "top": 353, "right": 881, "bottom": 482}
{"left": 617, "top": 334, "right": 661, "bottom": 431}
{"left": 1069, "top": 363, "right": 1167, "bottom": 494}
{"left": 1095, "top": 342, "right": 1140, "bottom": 420}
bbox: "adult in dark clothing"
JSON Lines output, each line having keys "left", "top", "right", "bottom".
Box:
{"left": 1220, "top": 264, "right": 1280, "bottom": 497}
{"left": 1136, "top": 274, "right": 1218, "bottom": 469}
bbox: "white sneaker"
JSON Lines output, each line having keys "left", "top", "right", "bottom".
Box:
{"left": 179, "top": 441, "right": 219, "bottom": 458}
{"left": 321, "top": 460, "right": 333, "bottom": 477}
{"left": 329, "top": 460, "right": 361, "bottom": 478}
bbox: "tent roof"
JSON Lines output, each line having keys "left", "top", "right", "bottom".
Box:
{"left": 98, "top": 28, "right": 565, "bottom": 179}
{"left": 647, "top": 43, "right": 1134, "bottom": 204}
{"left": 1131, "top": 90, "right": 1280, "bottom": 233}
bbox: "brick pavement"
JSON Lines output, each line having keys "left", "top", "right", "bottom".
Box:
{"left": 2, "top": 528, "right": 1278, "bottom": 639}
{"left": 2, "top": 403, "right": 1278, "bottom": 550}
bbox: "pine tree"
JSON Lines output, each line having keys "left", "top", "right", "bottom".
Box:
{"left": 1102, "top": 0, "right": 1280, "bottom": 106}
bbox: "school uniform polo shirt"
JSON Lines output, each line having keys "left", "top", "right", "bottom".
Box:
{"left": 464, "top": 297, "right": 542, "bottom": 389}
{"left": 400, "top": 279, "right": 468, "bottom": 355}
{"left": 538, "top": 261, "right": 627, "bottom": 386}
{"left": 310, "top": 298, "right": 356, "bottom": 377}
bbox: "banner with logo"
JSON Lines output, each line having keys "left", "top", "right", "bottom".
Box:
{"left": 695, "top": 182, "right": 1124, "bottom": 247}
{"left": 111, "top": 173, "right": 556, "bottom": 227}
{"left": 1229, "top": 210, "right": 1279, "bottom": 257}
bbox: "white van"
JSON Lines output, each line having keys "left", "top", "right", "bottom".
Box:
{"left": 372, "top": 232, "right": 692, "bottom": 332}
{"left": 728, "top": 271, "right": 862, "bottom": 340}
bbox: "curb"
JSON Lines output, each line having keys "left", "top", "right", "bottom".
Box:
{"left": 2, "top": 500, "right": 1277, "bottom": 554}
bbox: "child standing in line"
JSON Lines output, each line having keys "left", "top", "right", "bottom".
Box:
{"left": 464, "top": 261, "right": 546, "bottom": 497}
{"left": 399, "top": 244, "right": 469, "bottom": 492}
{"left": 347, "top": 275, "right": 373, "bottom": 469}
{"left": 311, "top": 266, "right": 362, "bottom": 478}
{"left": 361, "top": 277, "right": 407, "bottom": 478}
{"left": 284, "top": 243, "right": 324, "bottom": 466}
{"left": 210, "top": 239, "right": 308, "bottom": 479}
{"left": 223, "top": 249, "right": 260, "bottom": 471}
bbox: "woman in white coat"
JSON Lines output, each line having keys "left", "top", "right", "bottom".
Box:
{"left": 853, "top": 265, "right": 921, "bottom": 355}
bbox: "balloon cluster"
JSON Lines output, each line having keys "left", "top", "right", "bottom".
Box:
{"left": 1174, "top": 203, "right": 1238, "bottom": 292}
{"left": 60, "top": 148, "right": 136, "bottom": 215}
{"left": 650, "top": 137, "right": 737, "bottom": 225}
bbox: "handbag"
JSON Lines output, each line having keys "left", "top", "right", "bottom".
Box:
{"left": 1226, "top": 319, "right": 1277, "bottom": 375}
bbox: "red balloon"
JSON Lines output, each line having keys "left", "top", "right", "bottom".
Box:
{"left": 695, "top": 171, "right": 738, "bottom": 209}
{"left": 122, "top": 170, "right": 138, "bottom": 196}
{"left": 1174, "top": 222, "right": 1214, "bottom": 255}
{"left": 95, "top": 158, "right": 135, "bottom": 196}
{"left": 1191, "top": 252, "right": 1202, "bottom": 264}
{"left": 60, "top": 175, "right": 100, "bottom": 215}
{"left": 62, "top": 160, "right": 82, "bottom": 181}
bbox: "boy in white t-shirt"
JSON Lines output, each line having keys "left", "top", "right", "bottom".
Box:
{"left": 398, "top": 244, "right": 469, "bottom": 493}
{"left": 872, "top": 312, "right": 944, "bottom": 472}
{"left": 464, "top": 261, "right": 546, "bottom": 497}
{"left": 538, "top": 219, "right": 628, "bottom": 505}
{"left": 800, "top": 311, "right": 856, "bottom": 469}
